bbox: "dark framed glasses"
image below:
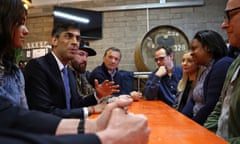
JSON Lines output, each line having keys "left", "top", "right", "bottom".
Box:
{"left": 154, "top": 56, "right": 166, "bottom": 62}
{"left": 224, "top": 7, "right": 240, "bottom": 22}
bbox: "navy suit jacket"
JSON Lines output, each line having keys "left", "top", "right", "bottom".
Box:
{"left": 24, "top": 53, "right": 97, "bottom": 118}
{"left": 0, "top": 97, "right": 60, "bottom": 134}
{"left": 0, "top": 129, "right": 100, "bottom": 144}
{"left": 0, "top": 97, "right": 100, "bottom": 144}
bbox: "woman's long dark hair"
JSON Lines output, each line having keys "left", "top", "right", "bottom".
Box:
{"left": 193, "top": 30, "right": 228, "bottom": 60}
{"left": 0, "top": 0, "right": 26, "bottom": 74}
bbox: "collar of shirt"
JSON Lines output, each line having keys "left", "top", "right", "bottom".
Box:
{"left": 108, "top": 69, "right": 117, "bottom": 78}
{"left": 51, "top": 51, "right": 65, "bottom": 72}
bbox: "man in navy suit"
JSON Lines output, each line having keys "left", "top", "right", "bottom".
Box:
{"left": 24, "top": 23, "right": 118, "bottom": 119}
{"left": 0, "top": 95, "right": 149, "bottom": 144}
{"left": 0, "top": 0, "right": 149, "bottom": 143}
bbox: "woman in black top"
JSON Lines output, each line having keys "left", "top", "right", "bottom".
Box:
{"left": 176, "top": 51, "right": 203, "bottom": 111}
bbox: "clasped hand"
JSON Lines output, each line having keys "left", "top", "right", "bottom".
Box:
{"left": 87, "top": 95, "right": 150, "bottom": 144}
{"left": 130, "top": 91, "right": 142, "bottom": 101}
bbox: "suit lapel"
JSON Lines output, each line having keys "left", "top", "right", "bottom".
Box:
{"left": 45, "top": 53, "right": 65, "bottom": 92}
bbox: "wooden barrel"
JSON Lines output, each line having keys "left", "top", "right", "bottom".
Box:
{"left": 134, "top": 25, "right": 190, "bottom": 72}
{"left": 134, "top": 40, "right": 149, "bottom": 71}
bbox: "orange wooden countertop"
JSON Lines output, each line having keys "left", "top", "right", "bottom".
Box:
{"left": 90, "top": 99, "right": 228, "bottom": 144}
{"left": 127, "top": 99, "right": 227, "bottom": 144}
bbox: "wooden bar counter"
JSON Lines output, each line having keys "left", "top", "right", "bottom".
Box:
{"left": 90, "top": 99, "right": 227, "bottom": 144}
{"left": 127, "top": 99, "right": 227, "bottom": 144}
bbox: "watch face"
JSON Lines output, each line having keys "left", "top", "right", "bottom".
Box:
{"left": 135, "top": 25, "right": 189, "bottom": 71}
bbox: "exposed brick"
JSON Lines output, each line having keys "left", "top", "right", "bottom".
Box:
{"left": 25, "top": 0, "right": 228, "bottom": 72}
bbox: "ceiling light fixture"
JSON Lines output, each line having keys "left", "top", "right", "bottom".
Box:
{"left": 22, "top": 0, "right": 32, "bottom": 9}
{"left": 22, "top": 0, "right": 32, "bottom": 5}
{"left": 53, "top": 11, "right": 90, "bottom": 24}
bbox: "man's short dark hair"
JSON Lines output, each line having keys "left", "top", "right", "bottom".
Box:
{"left": 52, "top": 22, "right": 80, "bottom": 38}
{"left": 155, "top": 46, "right": 173, "bottom": 56}
{"left": 104, "top": 47, "right": 122, "bottom": 59}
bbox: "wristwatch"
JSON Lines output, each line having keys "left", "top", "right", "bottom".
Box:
{"left": 77, "top": 119, "right": 85, "bottom": 133}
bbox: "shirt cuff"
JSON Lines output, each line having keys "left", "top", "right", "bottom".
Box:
{"left": 83, "top": 107, "right": 89, "bottom": 119}
{"left": 94, "top": 91, "right": 101, "bottom": 103}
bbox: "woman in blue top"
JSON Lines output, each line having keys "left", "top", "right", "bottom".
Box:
{"left": 0, "top": 2, "right": 29, "bottom": 109}
{"left": 182, "top": 30, "right": 233, "bottom": 125}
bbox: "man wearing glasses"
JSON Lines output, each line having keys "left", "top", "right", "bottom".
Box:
{"left": 144, "top": 46, "right": 182, "bottom": 106}
{"left": 204, "top": 0, "right": 240, "bottom": 143}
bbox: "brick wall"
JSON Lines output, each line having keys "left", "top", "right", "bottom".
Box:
{"left": 26, "top": 0, "right": 228, "bottom": 71}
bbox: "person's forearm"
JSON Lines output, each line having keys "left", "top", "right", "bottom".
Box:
{"left": 85, "top": 119, "right": 97, "bottom": 133}
{"left": 55, "top": 119, "right": 79, "bottom": 135}
{"left": 96, "top": 130, "right": 115, "bottom": 144}
{"left": 55, "top": 118, "right": 99, "bottom": 135}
